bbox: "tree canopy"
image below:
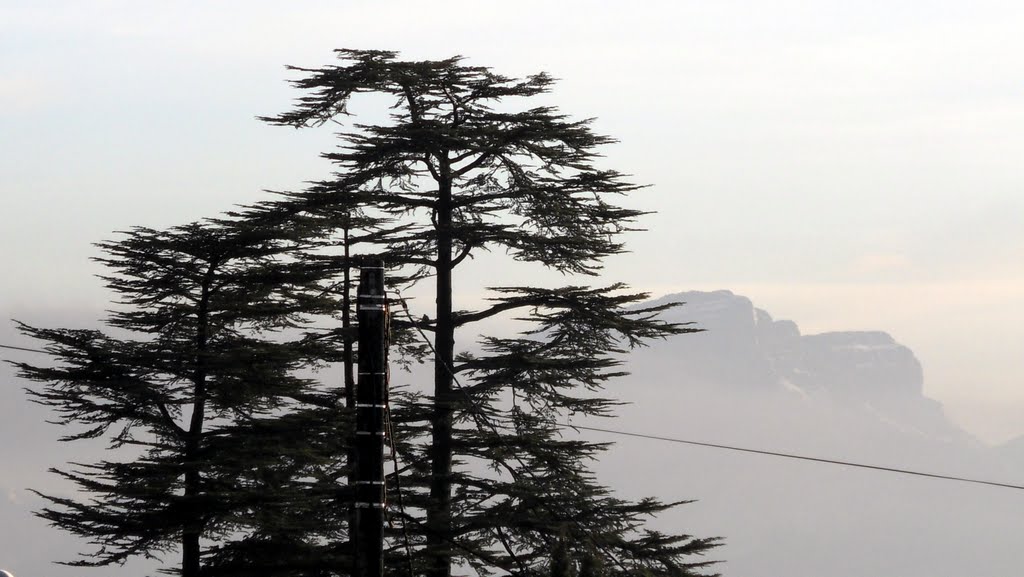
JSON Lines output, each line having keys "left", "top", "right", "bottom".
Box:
{"left": 17, "top": 49, "right": 720, "bottom": 577}
{"left": 250, "top": 49, "right": 719, "bottom": 577}
{"left": 15, "top": 219, "right": 351, "bottom": 576}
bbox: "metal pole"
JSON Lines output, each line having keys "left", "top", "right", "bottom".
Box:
{"left": 354, "top": 258, "right": 387, "bottom": 577}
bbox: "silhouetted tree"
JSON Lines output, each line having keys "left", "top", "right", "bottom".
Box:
{"left": 14, "top": 219, "right": 349, "bottom": 576}
{"left": 16, "top": 48, "right": 720, "bottom": 577}
{"left": 251, "top": 49, "right": 719, "bottom": 577}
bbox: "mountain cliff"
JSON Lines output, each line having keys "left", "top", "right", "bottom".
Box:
{"left": 625, "top": 290, "right": 972, "bottom": 447}
{"left": 586, "top": 290, "right": 1021, "bottom": 577}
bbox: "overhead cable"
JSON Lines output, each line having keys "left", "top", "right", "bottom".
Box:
{"left": 7, "top": 338, "right": 1023, "bottom": 492}
{"left": 567, "top": 423, "right": 1024, "bottom": 491}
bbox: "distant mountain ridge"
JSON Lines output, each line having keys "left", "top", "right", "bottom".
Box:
{"left": 626, "top": 290, "right": 979, "bottom": 455}
{"left": 589, "top": 290, "right": 1023, "bottom": 577}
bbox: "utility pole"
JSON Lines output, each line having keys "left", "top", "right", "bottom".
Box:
{"left": 353, "top": 258, "right": 387, "bottom": 577}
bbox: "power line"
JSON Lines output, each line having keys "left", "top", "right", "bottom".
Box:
{"left": 394, "top": 299, "right": 1024, "bottom": 493}
{"left": 567, "top": 423, "right": 1024, "bottom": 491}
{"left": 7, "top": 338, "right": 1024, "bottom": 492}
{"left": 385, "top": 299, "right": 1024, "bottom": 494}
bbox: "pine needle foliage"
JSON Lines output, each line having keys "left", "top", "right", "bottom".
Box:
{"left": 14, "top": 218, "right": 351, "bottom": 577}
{"left": 252, "top": 49, "right": 720, "bottom": 577}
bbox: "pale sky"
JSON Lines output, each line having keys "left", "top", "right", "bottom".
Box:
{"left": 2, "top": 0, "right": 1022, "bottom": 443}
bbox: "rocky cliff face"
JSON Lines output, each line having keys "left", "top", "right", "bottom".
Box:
{"left": 796, "top": 330, "right": 922, "bottom": 397}
{"left": 628, "top": 290, "right": 973, "bottom": 447}
{"left": 641, "top": 290, "right": 922, "bottom": 395}
{"left": 591, "top": 291, "right": 1021, "bottom": 577}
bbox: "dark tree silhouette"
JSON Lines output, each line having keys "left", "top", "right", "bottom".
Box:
{"left": 15, "top": 49, "right": 720, "bottom": 577}
{"left": 14, "top": 219, "right": 350, "bottom": 576}
{"left": 248, "top": 49, "right": 719, "bottom": 577}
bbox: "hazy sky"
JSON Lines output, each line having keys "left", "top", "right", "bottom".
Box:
{"left": 1, "top": 0, "right": 1022, "bottom": 443}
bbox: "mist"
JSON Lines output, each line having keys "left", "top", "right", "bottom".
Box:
{"left": 4, "top": 2, "right": 1024, "bottom": 575}
{"left": 5, "top": 291, "right": 1023, "bottom": 576}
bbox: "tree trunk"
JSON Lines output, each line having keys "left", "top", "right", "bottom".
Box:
{"left": 427, "top": 162, "right": 455, "bottom": 577}
{"left": 183, "top": 268, "right": 213, "bottom": 577}
{"left": 182, "top": 513, "right": 201, "bottom": 577}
